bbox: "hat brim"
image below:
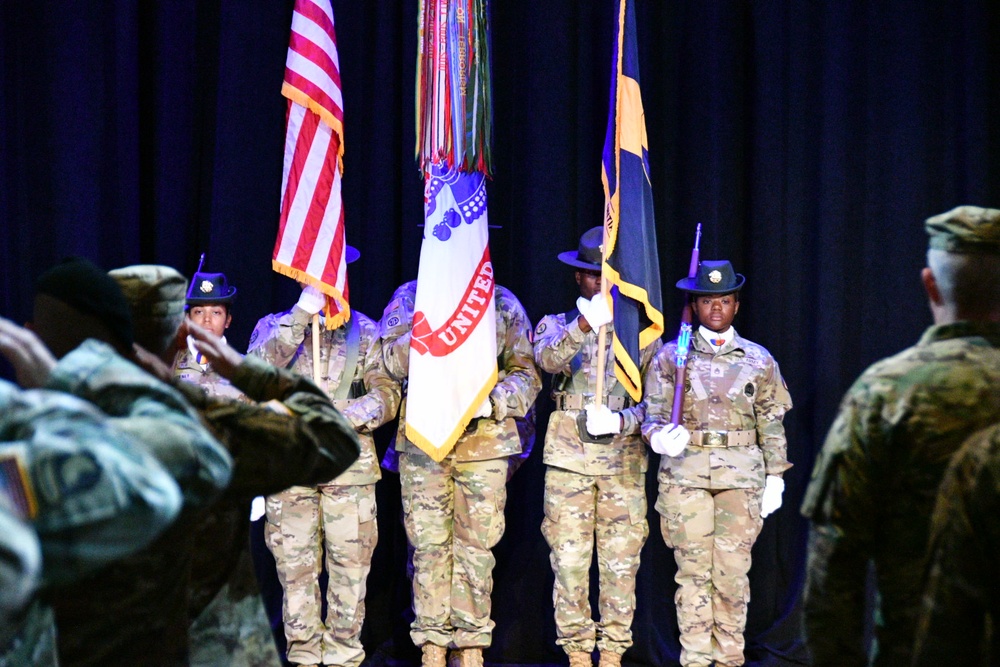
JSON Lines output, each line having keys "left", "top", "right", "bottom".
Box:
{"left": 557, "top": 251, "right": 600, "bottom": 271}
{"left": 675, "top": 274, "right": 745, "bottom": 295}
{"left": 187, "top": 287, "right": 237, "bottom": 305}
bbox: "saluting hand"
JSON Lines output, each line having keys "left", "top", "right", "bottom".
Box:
{"left": 0, "top": 317, "right": 57, "bottom": 388}
{"left": 187, "top": 321, "right": 244, "bottom": 379}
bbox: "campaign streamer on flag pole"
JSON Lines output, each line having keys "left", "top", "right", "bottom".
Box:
{"left": 406, "top": 0, "right": 496, "bottom": 461}
{"left": 272, "top": 0, "right": 351, "bottom": 331}
{"left": 600, "top": 0, "right": 664, "bottom": 402}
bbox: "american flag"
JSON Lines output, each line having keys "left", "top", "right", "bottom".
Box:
{"left": 272, "top": 0, "right": 350, "bottom": 329}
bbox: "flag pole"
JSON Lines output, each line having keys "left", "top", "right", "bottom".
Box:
{"left": 594, "top": 250, "right": 610, "bottom": 408}
{"left": 312, "top": 314, "right": 322, "bottom": 388}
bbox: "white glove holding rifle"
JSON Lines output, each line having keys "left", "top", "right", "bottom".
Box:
{"left": 650, "top": 423, "right": 690, "bottom": 457}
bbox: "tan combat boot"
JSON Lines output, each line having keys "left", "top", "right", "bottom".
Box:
{"left": 421, "top": 643, "right": 448, "bottom": 667}
{"left": 457, "top": 647, "right": 484, "bottom": 667}
{"left": 597, "top": 651, "right": 622, "bottom": 667}
{"left": 568, "top": 651, "right": 593, "bottom": 667}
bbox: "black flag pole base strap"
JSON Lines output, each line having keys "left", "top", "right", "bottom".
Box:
{"left": 576, "top": 411, "right": 615, "bottom": 445}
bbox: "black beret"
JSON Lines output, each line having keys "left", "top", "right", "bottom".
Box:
{"left": 35, "top": 257, "right": 134, "bottom": 349}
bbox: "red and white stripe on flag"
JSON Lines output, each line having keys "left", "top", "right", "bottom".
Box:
{"left": 272, "top": 0, "right": 350, "bottom": 329}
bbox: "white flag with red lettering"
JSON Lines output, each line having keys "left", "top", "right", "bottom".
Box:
{"left": 405, "top": 165, "right": 497, "bottom": 461}
{"left": 272, "top": 0, "right": 351, "bottom": 329}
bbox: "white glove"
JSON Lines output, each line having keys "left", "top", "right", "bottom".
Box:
{"left": 249, "top": 496, "right": 266, "bottom": 522}
{"left": 650, "top": 423, "right": 690, "bottom": 457}
{"left": 576, "top": 293, "right": 613, "bottom": 329}
{"left": 474, "top": 396, "right": 493, "bottom": 419}
{"left": 585, "top": 404, "right": 621, "bottom": 436}
{"left": 296, "top": 285, "right": 326, "bottom": 315}
{"left": 760, "top": 475, "right": 785, "bottom": 518}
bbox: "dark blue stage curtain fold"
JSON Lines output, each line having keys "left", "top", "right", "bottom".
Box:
{"left": 3, "top": 1, "right": 999, "bottom": 665}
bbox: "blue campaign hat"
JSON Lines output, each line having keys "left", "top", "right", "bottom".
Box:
{"left": 557, "top": 227, "right": 603, "bottom": 271}
{"left": 186, "top": 271, "right": 237, "bottom": 305}
{"left": 675, "top": 260, "right": 745, "bottom": 295}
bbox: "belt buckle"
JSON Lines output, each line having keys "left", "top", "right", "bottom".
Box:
{"left": 705, "top": 431, "right": 726, "bottom": 447}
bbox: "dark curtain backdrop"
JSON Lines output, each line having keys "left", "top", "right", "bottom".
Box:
{"left": 3, "top": 1, "right": 999, "bottom": 665}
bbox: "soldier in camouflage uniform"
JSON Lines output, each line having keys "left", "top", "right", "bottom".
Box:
{"left": 109, "top": 263, "right": 361, "bottom": 667}
{"left": 170, "top": 265, "right": 281, "bottom": 667}
{"left": 174, "top": 264, "right": 249, "bottom": 402}
{"left": 0, "top": 315, "right": 194, "bottom": 667}
{"left": 379, "top": 280, "right": 541, "bottom": 667}
{"left": 912, "top": 422, "right": 1000, "bottom": 666}
{"left": 249, "top": 247, "right": 401, "bottom": 667}
{"left": 533, "top": 228, "right": 660, "bottom": 667}
{"left": 642, "top": 260, "right": 792, "bottom": 667}
{"left": 801, "top": 205, "right": 1000, "bottom": 667}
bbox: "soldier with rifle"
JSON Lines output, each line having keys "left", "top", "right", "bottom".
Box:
{"left": 642, "top": 232, "right": 792, "bottom": 667}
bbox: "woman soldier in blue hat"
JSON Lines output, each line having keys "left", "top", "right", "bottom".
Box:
{"left": 641, "top": 260, "right": 793, "bottom": 667}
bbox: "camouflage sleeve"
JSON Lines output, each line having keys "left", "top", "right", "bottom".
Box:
{"left": 800, "top": 384, "right": 881, "bottom": 665}
{"left": 912, "top": 426, "right": 1000, "bottom": 666}
{"left": 246, "top": 308, "right": 309, "bottom": 368}
{"left": 379, "top": 285, "right": 416, "bottom": 382}
{"left": 0, "top": 381, "right": 183, "bottom": 586}
{"left": 620, "top": 338, "right": 663, "bottom": 435}
{"left": 228, "top": 353, "right": 325, "bottom": 403}
{"left": 174, "top": 382, "right": 361, "bottom": 501}
{"left": 641, "top": 343, "right": 676, "bottom": 441}
{"left": 755, "top": 355, "right": 793, "bottom": 476}
{"left": 340, "top": 318, "right": 402, "bottom": 432}
{"left": 46, "top": 340, "right": 232, "bottom": 510}
{"left": 0, "top": 511, "right": 39, "bottom": 622}
{"left": 490, "top": 292, "right": 541, "bottom": 422}
{"left": 532, "top": 312, "right": 584, "bottom": 374}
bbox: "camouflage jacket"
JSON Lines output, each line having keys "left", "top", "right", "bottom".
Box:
{"left": 534, "top": 311, "right": 661, "bottom": 476}
{"left": 800, "top": 321, "right": 1000, "bottom": 667}
{"left": 642, "top": 328, "right": 792, "bottom": 489}
{"left": 0, "top": 350, "right": 210, "bottom": 666}
{"left": 46, "top": 339, "right": 233, "bottom": 509}
{"left": 49, "top": 343, "right": 361, "bottom": 666}
{"left": 172, "top": 350, "right": 363, "bottom": 619}
{"left": 248, "top": 306, "right": 399, "bottom": 485}
{"left": 913, "top": 422, "right": 1000, "bottom": 666}
{"left": 381, "top": 281, "right": 541, "bottom": 462}
{"left": 172, "top": 347, "right": 250, "bottom": 403}
{"left": 171, "top": 353, "right": 361, "bottom": 500}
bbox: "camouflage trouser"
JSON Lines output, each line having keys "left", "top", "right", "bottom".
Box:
{"left": 264, "top": 483, "right": 378, "bottom": 667}
{"left": 541, "top": 467, "right": 647, "bottom": 655}
{"left": 399, "top": 450, "right": 508, "bottom": 649}
{"left": 189, "top": 557, "right": 282, "bottom": 667}
{"left": 656, "top": 485, "right": 763, "bottom": 667}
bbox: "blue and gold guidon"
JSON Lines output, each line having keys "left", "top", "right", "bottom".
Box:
{"left": 600, "top": 0, "right": 664, "bottom": 402}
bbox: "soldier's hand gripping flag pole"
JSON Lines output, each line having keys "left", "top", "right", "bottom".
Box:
{"left": 670, "top": 224, "right": 701, "bottom": 424}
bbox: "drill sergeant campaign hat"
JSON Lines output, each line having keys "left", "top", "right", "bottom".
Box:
{"left": 675, "top": 259, "right": 746, "bottom": 295}
{"left": 186, "top": 270, "right": 237, "bottom": 306}
{"left": 558, "top": 226, "right": 603, "bottom": 270}
{"left": 925, "top": 205, "right": 1000, "bottom": 255}
{"left": 109, "top": 265, "right": 188, "bottom": 356}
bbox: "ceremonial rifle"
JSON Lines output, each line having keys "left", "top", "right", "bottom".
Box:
{"left": 671, "top": 224, "right": 701, "bottom": 425}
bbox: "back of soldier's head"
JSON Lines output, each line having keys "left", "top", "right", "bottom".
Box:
{"left": 109, "top": 265, "right": 189, "bottom": 357}
{"left": 925, "top": 205, "right": 1000, "bottom": 318}
{"left": 32, "top": 257, "right": 135, "bottom": 359}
